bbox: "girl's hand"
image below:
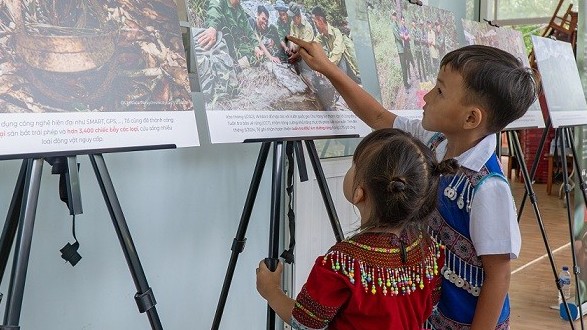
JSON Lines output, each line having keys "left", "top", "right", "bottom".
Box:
{"left": 256, "top": 259, "right": 283, "bottom": 300}
{"left": 286, "top": 36, "right": 335, "bottom": 74}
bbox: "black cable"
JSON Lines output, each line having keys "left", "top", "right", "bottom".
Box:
{"left": 281, "top": 142, "right": 296, "bottom": 264}
{"left": 72, "top": 214, "right": 78, "bottom": 243}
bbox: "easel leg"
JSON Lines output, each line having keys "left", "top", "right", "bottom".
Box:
{"left": 517, "top": 118, "right": 551, "bottom": 221}
{"left": 559, "top": 128, "right": 585, "bottom": 328}
{"left": 89, "top": 154, "right": 162, "bottom": 330}
{"left": 266, "top": 141, "right": 285, "bottom": 330}
{"left": 2, "top": 159, "right": 44, "bottom": 328}
{"left": 568, "top": 128, "right": 587, "bottom": 206}
{"left": 568, "top": 127, "right": 587, "bottom": 320}
{"left": 212, "top": 140, "right": 344, "bottom": 329}
{"left": 0, "top": 161, "right": 28, "bottom": 285}
{"left": 304, "top": 140, "right": 344, "bottom": 242}
{"left": 509, "top": 131, "right": 576, "bottom": 329}
{"left": 212, "top": 142, "right": 272, "bottom": 330}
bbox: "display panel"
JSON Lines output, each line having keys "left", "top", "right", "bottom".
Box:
{"left": 532, "top": 35, "right": 587, "bottom": 128}
{"left": 0, "top": 0, "right": 198, "bottom": 159}
{"left": 187, "top": 0, "right": 371, "bottom": 143}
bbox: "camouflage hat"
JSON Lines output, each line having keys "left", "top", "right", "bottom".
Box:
{"left": 287, "top": 3, "right": 301, "bottom": 16}
{"left": 274, "top": 0, "right": 288, "bottom": 12}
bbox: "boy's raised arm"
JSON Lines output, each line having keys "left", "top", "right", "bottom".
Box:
{"left": 287, "top": 36, "right": 396, "bottom": 130}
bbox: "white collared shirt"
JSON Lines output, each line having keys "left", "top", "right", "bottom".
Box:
{"left": 394, "top": 116, "right": 521, "bottom": 259}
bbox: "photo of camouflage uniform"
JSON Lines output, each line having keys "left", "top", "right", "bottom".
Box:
{"left": 205, "top": 0, "right": 258, "bottom": 66}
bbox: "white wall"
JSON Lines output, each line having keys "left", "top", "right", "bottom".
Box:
{"left": 0, "top": 142, "right": 274, "bottom": 329}
{"left": 293, "top": 156, "right": 358, "bottom": 296}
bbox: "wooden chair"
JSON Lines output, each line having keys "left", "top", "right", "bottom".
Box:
{"left": 529, "top": 0, "right": 578, "bottom": 67}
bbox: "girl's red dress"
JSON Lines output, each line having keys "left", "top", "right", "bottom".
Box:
{"left": 291, "top": 231, "right": 444, "bottom": 330}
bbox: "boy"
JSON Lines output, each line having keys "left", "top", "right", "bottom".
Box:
{"left": 286, "top": 36, "right": 540, "bottom": 329}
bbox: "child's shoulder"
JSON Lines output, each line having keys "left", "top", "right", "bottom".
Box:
{"left": 325, "top": 232, "right": 437, "bottom": 265}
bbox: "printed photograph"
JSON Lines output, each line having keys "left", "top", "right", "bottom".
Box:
{"left": 462, "top": 19, "right": 527, "bottom": 62}
{"left": 187, "top": 0, "right": 364, "bottom": 112}
{"left": 367, "top": 0, "right": 458, "bottom": 111}
{"left": 532, "top": 36, "right": 587, "bottom": 115}
{"left": 0, "top": 0, "right": 192, "bottom": 113}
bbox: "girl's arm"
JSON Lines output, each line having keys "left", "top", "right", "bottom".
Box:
{"left": 256, "top": 261, "right": 295, "bottom": 324}
{"left": 471, "top": 254, "right": 511, "bottom": 330}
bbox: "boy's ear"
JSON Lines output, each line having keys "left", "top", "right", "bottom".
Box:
{"left": 352, "top": 186, "right": 365, "bottom": 204}
{"left": 463, "top": 107, "right": 483, "bottom": 130}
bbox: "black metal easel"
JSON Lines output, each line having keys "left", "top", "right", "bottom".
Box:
{"left": 0, "top": 155, "right": 162, "bottom": 330}
{"left": 212, "top": 139, "right": 346, "bottom": 330}
{"left": 508, "top": 120, "right": 583, "bottom": 329}
{"left": 555, "top": 125, "right": 586, "bottom": 326}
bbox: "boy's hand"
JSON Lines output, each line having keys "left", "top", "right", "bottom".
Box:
{"left": 286, "top": 36, "right": 334, "bottom": 74}
{"left": 256, "top": 259, "right": 283, "bottom": 300}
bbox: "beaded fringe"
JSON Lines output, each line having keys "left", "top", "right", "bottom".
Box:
{"left": 322, "top": 242, "right": 443, "bottom": 296}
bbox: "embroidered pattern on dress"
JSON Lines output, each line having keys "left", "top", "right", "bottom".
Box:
{"left": 322, "top": 235, "right": 443, "bottom": 297}
{"left": 293, "top": 286, "right": 336, "bottom": 329}
{"left": 293, "top": 233, "right": 443, "bottom": 328}
{"left": 433, "top": 159, "right": 509, "bottom": 298}
{"left": 429, "top": 309, "right": 510, "bottom": 330}
{"left": 430, "top": 207, "right": 484, "bottom": 296}
{"left": 431, "top": 167, "right": 491, "bottom": 297}
{"left": 428, "top": 210, "right": 480, "bottom": 266}
{"left": 291, "top": 317, "right": 325, "bottom": 330}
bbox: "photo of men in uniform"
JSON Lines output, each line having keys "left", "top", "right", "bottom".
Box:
{"left": 188, "top": 0, "right": 363, "bottom": 113}
{"left": 367, "top": 0, "right": 458, "bottom": 113}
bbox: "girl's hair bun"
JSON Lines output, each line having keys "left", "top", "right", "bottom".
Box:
{"left": 388, "top": 178, "right": 406, "bottom": 193}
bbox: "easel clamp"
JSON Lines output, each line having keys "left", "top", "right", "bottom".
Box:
{"left": 135, "top": 287, "right": 157, "bottom": 313}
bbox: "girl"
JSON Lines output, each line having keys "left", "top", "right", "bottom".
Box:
{"left": 256, "top": 128, "right": 458, "bottom": 329}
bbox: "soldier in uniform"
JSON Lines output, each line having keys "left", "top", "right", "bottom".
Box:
{"left": 275, "top": 1, "right": 290, "bottom": 39}
{"left": 400, "top": 15, "right": 416, "bottom": 87}
{"left": 435, "top": 20, "right": 447, "bottom": 60}
{"left": 411, "top": 19, "right": 426, "bottom": 82}
{"left": 427, "top": 20, "right": 438, "bottom": 75}
{"left": 274, "top": 0, "right": 291, "bottom": 61}
{"left": 392, "top": 12, "right": 409, "bottom": 89}
{"left": 249, "top": 5, "right": 281, "bottom": 63}
{"left": 197, "top": 0, "right": 259, "bottom": 68}
{"left": 311, "top": 6, "right": 360, "bottom": 84}
{"left": 286, "top": 3, "right": 315, "bottom": 56}
{"left": 288, "top": 3, "right": 314, "bottom": 42}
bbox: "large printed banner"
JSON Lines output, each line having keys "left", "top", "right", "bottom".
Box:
{"left": 187, "top": 0, "right": 371, "bottom": 143}
{"left": 0, "top": 0, "right": 198, "bottom": 158}
{"left": 462, "top": 20, "right": 544, "bottom": 130}
{"left": 367, "top": 0, "right": 458, "bottom": 120}
{"left": 532, "top": 36, "right": 587, "bottom": 128}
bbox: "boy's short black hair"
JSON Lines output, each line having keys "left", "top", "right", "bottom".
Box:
{"left": 441, "top": 45, "right": 540, "bottom": 133}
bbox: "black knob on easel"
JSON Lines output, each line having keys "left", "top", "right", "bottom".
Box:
{"left": 264, "top": 258, "right": 278, "bottom": 271}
